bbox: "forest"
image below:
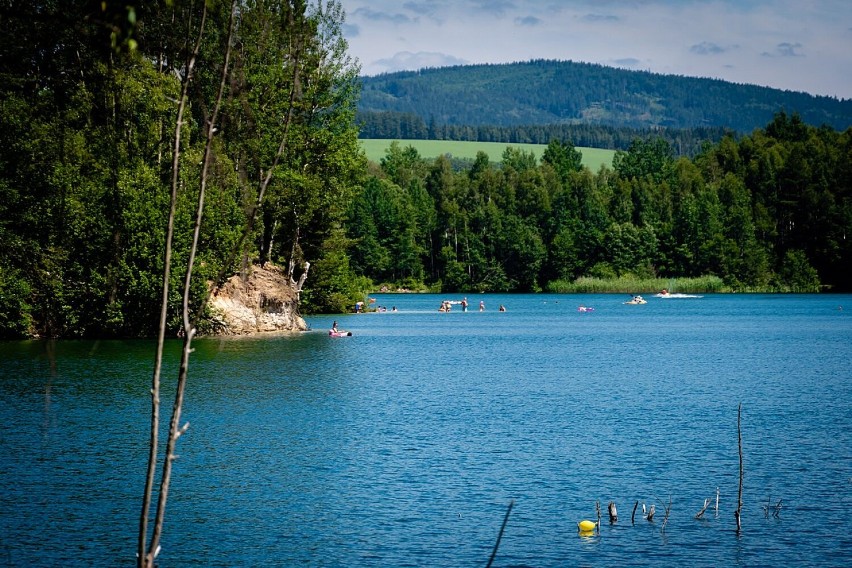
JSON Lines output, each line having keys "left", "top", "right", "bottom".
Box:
{"left": 0, "top": 0, "right": 366, "bottom": 339}
{"left": 349, "top": 114, "right": 851, "bottom": 297}
{"left": 1, "top": 2, "right": 851, "bottom": 340}
{"left": 358, "top": 59, "right": 852, "bottom": 132}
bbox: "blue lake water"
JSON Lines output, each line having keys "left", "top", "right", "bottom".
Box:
{"left": 1, "top": 293, "right": 851, "bottom": 566}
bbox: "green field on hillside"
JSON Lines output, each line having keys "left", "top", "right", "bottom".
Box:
{"left": 360, "top": 139, "right": 616, "bottom": 171}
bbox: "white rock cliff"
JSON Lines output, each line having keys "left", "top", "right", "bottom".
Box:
{"left": 208, "top": 263, "right": 307, "bottom": 335}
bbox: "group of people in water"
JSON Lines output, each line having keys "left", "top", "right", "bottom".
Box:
{"left": 354, "top": 299, "right": 397, "bottom": 313}
{"left": 438, "top": 297, "right": 506, "bottom": 312}
{"left": 350, "top": 296, "right": 508, "bottom": 315}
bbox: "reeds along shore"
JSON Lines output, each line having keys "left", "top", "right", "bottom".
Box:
{"left": 547, "top": 275, "right": 725, "bottom": 294}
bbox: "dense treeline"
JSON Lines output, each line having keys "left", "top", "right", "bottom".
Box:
{"left": 356, "top": 110, "right": 732, "bottom": 156}
{"left": 347, "top": 113, "right": 852, "bottom": 295}
{"left": 0, "top": 0, "right": 365, "bottom": 339}
{"left": 358, "top": 59, "right": 852, "bottom": 132}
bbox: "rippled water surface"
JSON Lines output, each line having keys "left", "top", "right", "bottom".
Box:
{"left": 1, "top": 294, "right": 851, "bottom": 566}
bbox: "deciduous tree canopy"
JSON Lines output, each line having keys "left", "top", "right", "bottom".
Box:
{"left": 348, "top": 114, "right": 851, "bottom": 295}
{"left": 0, "top": 0, "right": 364, "bottom": 338}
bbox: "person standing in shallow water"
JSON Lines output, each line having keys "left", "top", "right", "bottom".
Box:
{"left": 479, "top": 300, "right": 485, "bottom": 311}
{"left": 461, "top": 297, "right": 468, "bottom": 312}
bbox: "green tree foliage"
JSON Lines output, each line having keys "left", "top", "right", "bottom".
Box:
{"left": 542, "top": 139, "right": 584, "bottom": 183}
{"left": 0, "top": 265, "right": 32, "bottom": 338}
{"left": 779, "top": 249, "right": 820, "bottom": 292}
{"left": 300, "top": 226, "right": 371, "bottom": 313}
{"left": 613, "top": 138, "right": 675, "bottom": 184}
{"left": 347, "top": 176, "right": 423, "bottom": 283}
{"left": 214, "top": 0, "right": 364, "bottom": 313}
{"left": 0, "top": 0, "right": 363, "bottom": 336}
{"left": 352, "top": 116, "right": 851, "bottom": 295}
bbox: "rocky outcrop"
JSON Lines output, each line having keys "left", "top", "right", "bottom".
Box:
{"left": 208, "top": 263, "right": 308, "bottom": 335}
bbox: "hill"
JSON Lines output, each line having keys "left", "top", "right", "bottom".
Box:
{"left": 358, "top": 59, "right": 852, "bottom": 133}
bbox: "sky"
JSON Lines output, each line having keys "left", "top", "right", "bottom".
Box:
{"left": 339, "top": 0, "right": 852, "bottom": 99}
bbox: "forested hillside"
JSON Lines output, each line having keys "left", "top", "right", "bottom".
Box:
{"left": 358, "top": 59, "right": 852, "bottom": 133}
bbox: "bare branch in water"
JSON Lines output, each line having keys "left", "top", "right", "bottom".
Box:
{"left": 763, "top": 496, "right": 783, "bottom": 518}
{"left": 661, "top": 497, "right": 672, "bottom": 533}
{"left": 695, "top": 497, "right": 711, "bottom": 519}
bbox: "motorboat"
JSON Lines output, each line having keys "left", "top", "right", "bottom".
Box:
{"left": 655, "top": 290, "right": 703, "bottom": 298}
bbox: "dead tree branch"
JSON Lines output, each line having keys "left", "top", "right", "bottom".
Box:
{"left": 763, "top": 495, "right": 783, "bottom": 518}
{"left": 595, "top": 500, "right": 602, "bottom": 531}
{"left": 608, "top": 501, "right": 618, "bottom": 524}
{"left": 695, "top": 497, "right": 711, "bottom": 519}
{"left": 138, "top": 2, "right": 238, "bottom": 566}
{"left": 137, "top": 3, "right": 210, "bottom": 566}
{"left": 661, "top": 497, "right": 672, "bottom": 533}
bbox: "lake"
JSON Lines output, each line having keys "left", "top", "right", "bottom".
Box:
{"left": 1, "top": 293, "right": 850, "bottom": 566}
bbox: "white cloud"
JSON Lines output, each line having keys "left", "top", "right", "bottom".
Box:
{"left": 690, "top": 41, "right": 728, "bottom": 56}
{"left": 763, "top": 42, "right": 805, "bottom": 57}
{"left": 515, "top": 15, "right": 542, "bottom": 27}
{"left": 581, "top": 13, "right": 619, "bottom": 23}
{"left": 351, "top": 6, "right": 412, "bottom": 25}
{"left": 373, "top": 51, "right": 470, "bottom": 73}
{"left": 612, "top": 57, "right": 642, "bottom": 67}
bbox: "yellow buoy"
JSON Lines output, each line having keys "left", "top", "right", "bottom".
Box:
{"left": 577, "top": 519, "right": 597, "bottom": 532}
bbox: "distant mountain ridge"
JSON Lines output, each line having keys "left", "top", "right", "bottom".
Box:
{"left": 357, "top": 59, "right": 852, "bottom": 133}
